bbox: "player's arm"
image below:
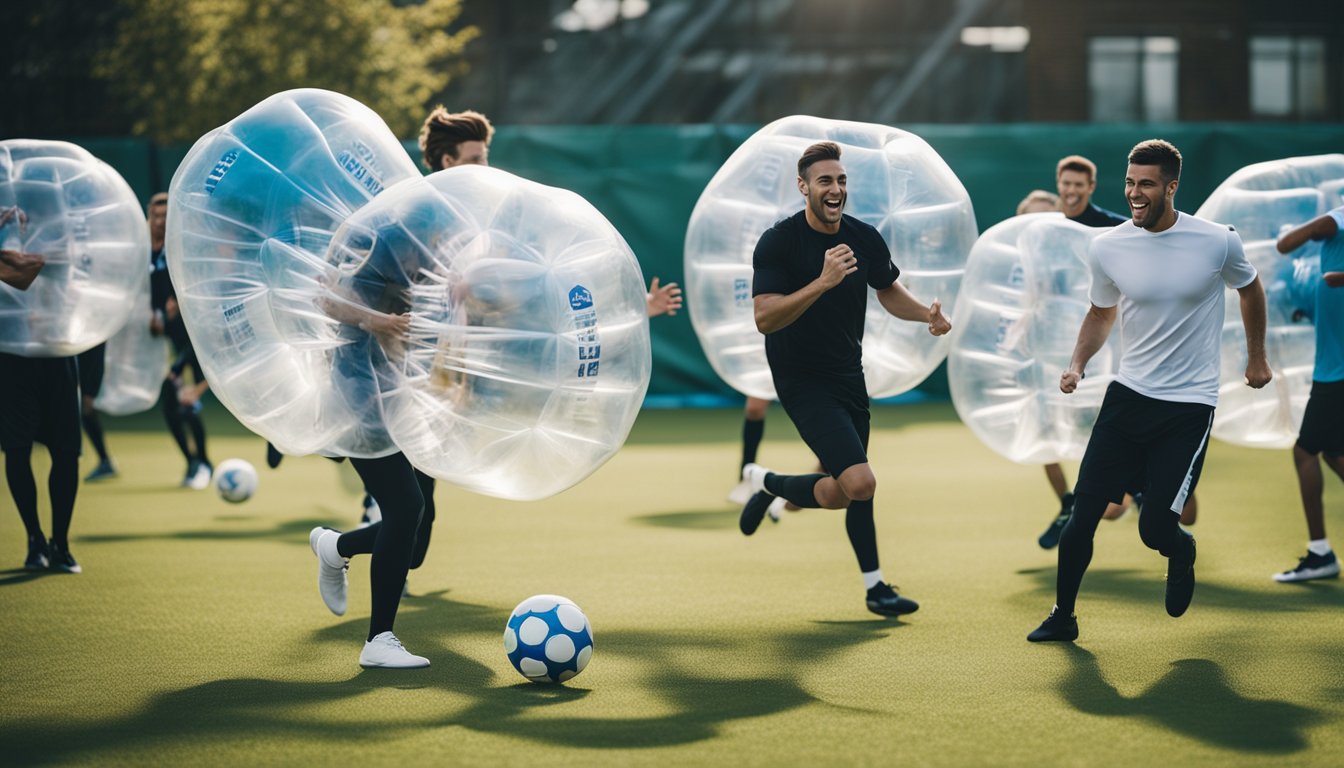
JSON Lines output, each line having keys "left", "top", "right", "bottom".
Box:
{"left": 754, "top": 243, "right": 856, "bottom": 334}
{"left": 1060, "top": 304, "right": 1116, "bottom": 394}
{"left": 1276, "top": 214, "right": 1338, "bottom": 254}
{"left": 1324, "top": 272, "right": 1344, "bottom": 288}
{"left": 0, "top": 248, "right": 45, "bottom": 290}
{"left": 875, "top": 281, "right": 950, "bottom": 336}
{"left": 1237, "top": 275, "right": 1272, "bottom": 389}
{"left": 645, "top": 276, "right": 683, "bottom": 318}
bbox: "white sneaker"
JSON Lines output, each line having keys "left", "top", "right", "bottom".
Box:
{"left": 309, "top": 527, "right": 348, "bottom": 616}
{"left": 188, "top": 461, "right": 213, "bottom": 490}
{"left": 766, "top": 495, "right": 787, "bottom": 523}
{"left": 726, "top": 479, "right": 752, "bottom": 505}
{"left": 359, "top": 631, "right": 430, "bottom": 669}
{"left": 742, "top": 462, "right": 771, "bottom": 494}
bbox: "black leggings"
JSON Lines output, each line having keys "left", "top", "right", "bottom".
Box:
{"left": 335, "top": 453, "right": 436, "bottom": 641}
{"left": 160, "top": 378, "right": 207, "bottom": 465}
{"left": 1056, "top": 491, "right": 1187, "bottom": 614}
{"left": 5, "top": 444, "right": 78, "bottom": 548}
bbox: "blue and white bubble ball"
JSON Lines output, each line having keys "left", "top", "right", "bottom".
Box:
{"left": 684, "top": 115, "right": 977, "bottom": 399}
{"left": 1196, "top": 154, "right": 1344, "bottom": 448}
{"left": 949, "top": 213, "right": 1119, "bottom": 464}
{"left": 0, "top": 140, "right": 149, "bottom": 357}
{"left": 166, "top": 88, "right": 420, "bottom": 458}
{"left": 503, "top": 595, "right": 593, "bottom": 684}
{"left": 332, "top": 166, "right": 651, "bottom": 500}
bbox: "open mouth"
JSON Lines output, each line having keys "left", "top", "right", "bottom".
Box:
{"left": 823, "top": 197, "right": 843, "bottom": 214}
{"left": 1129, "top": 200, "right": 1149, "bottom": 216}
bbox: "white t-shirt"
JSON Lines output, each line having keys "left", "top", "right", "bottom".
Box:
{"left": 1087, "top": 211, "right": 1257, "bottom": 406}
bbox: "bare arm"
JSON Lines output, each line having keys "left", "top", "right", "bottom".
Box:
{"left": 1276, "top": 214, "right": 1338, "bottom": 254}
{"left": 1060, "top": 304, "right": 1117, "bottom": 393}
{"left": 875, "top": 280, "right": 951, "bottom": 335}
{"left": 754, "top": 243, "right": 857, "bottom": 334}
{"left": 645, "top": 276, "right": 683, "bottom": 318}
{"left": 0, "top": 249, "right": 45, "bottom": 290}
{"left": 1237, "top": 275, "right": 1272, "bottom": 389}
{"left": 1324, "top": 272, "right": 1344, "bottom": 289}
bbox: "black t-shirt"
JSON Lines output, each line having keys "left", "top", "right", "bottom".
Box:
{"left": 752, "top": 211, "right": 899, "bottom": 377}
{"left": 150, "top": 247, "right": 173, "bottom": 314}
{"left": 1070, "top": 203, "right": 1128, "bottom": 228}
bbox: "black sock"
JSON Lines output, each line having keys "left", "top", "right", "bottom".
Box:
{"left": 185, "top": 410, "right": 208, "bottom": 465}
{"left": 1056, "top": 492, "right": 1107, "bottom": 614}
{"left": 161, "top": 380, "right": 192, "bottom": 462}
{"left": 81, "top": 411, "right": 110, "bottom": 464}
{"left": 845, "top": 498, "right": 879, "bottom": 573}
{"left": 5, "top": 448, "right": 44, "bottom": 540}
{"left": 47, "top": 451, "right": 79, "bottom": 549}
{"left": 741, "top": 417, "right": 765, "bottom": 470}
{"left": 763, "top": 472, "right": 825, "bottom": 508}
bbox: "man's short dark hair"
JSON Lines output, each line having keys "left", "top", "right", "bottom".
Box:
{"left": 1128, "top": 139, "right": 1182, "bottom": 182}
{"left": 1055, "top": 155, "right": 1097, "bottom": 182}
{"left": 798, "top": 142, "right": 842, "bottom": 180}
{"left": 418, "top": 107, "right": 494, "bottom": 171}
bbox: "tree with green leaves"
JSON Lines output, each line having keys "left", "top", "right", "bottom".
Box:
{"left": 98, "top": 0, "right": 478, "bottom": 142}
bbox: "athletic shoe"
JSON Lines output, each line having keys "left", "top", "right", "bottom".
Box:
{"left": 265, "top": 442, "right": 283, "bottom": 469}
{"left": 83, "top": 460, "right": 117, "bottom": 482}
{"left": 23, "top": 538, "right": 48, "bottom": 570}
{"left": 359, "top": 631, "right": 430, "bottom": 669}
{"left": 739, "top": 491, "right": 776, "bottom": 536}
{"left": 188, "top": 461, "right": 213, "bottom": 491}
{"left": 865, "top": 582, "right": 919, "bottom": 617}
{"left": 1165, "top": 534, "right": 1197, "bottom": 617}
{"left": 741, "top": 462, "right": 770, "bottom": 494}
{"left": 726, "top": 479, "right": 752, "bottom": 506}
{"left": 47, "top": 544, "right": 82, "bottom": 574}
{"left": 1272, "top": 550, "right": 1340, "bottom": 583}
{"left": 181, "top": 459, "right": 200, "bottom": 488}
{"left": 358, "top": 495, "right": 382, "bottom": 528}
{"left": 766, "top": 495, "right": 786, "bottom": 523}
{"left": 309, "top": 527, "right": 348, "bottom": 616}
{"left": 1037, "top": 493, "right": 1075, "bottom": 550}
{"left": 1027, "top": 606, "right": 1078, "bottom": 642}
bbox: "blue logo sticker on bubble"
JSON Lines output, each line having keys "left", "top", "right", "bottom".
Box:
{"left": 569, "top": 285, "right": 593, "bottom": 311}
{"left": 205, "top": 150, "right": 240, "bottom": 195}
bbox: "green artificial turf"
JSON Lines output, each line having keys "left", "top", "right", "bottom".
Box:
{"left": 1, "top": 402, "right": 1341, "bottom": 766}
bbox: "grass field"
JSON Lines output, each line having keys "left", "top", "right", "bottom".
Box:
{"left": 1, "top": 402, "right": 1341, "bottom": 766}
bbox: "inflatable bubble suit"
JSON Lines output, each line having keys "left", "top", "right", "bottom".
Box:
{"left": 948, "top": 213, "right": 1120, "bottom": 464}
{"left": 166, "top": 89, "right": 421, "bottom": 458}
{"left": 328, "top": 166, "right": 652, "bottom": 500}
{"left": 0, "top": 140, "right": 149, "bottom": 357}
{"left": 93, "top": 268, "right": 168, "bottom": 415}
{"left": 684, "top": 116, "right": 977, "bottom": 400}
{"left": 1195, "top": 154, "right": 1344, "bottom": 448}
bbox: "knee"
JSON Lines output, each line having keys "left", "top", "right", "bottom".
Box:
{"left": 744, "top": 398, "right": 768, "bottom": 421}
{"left": 838, "top": 466, "right": 875, "bottom": 501}
{"left": 1137, "top": 513, "right": 1169, "bottom": 551}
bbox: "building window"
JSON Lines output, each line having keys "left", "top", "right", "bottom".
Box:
{"left": 1088, "top": 36, "right": 1179, "bottom": 122}
{"left": 1250, "top": 36, "right": 1328, "bottom": 119}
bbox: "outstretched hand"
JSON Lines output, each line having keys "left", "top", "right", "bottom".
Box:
{"left": 646, "top": 276, "right": 684, "bottom": 317}
{"left": 927, "top": 299, "right": 951, "bottom": 336}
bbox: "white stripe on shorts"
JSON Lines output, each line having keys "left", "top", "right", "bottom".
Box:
{"left": 1171, "top": 411, "right": 1215, "bottom": 514}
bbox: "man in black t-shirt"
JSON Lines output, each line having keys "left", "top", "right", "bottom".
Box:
{"left": 739, "top": 142, "right": 951, "bottom": 617}
{"left": 1056, "top": 154, "right": 1127, "bottom": 227}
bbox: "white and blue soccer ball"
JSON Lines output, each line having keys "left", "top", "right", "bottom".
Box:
{"left": 503, "top": 595, "right": 593, "bottom": 684}
{"left": 214, "top": 458, "right": 258, "bottom": 504}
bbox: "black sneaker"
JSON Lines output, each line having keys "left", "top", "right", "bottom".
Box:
{"left": 83, "top": 460, "right": 117, "bottom": 482}
{"left": 1271, "top": 550, "right": 1340, "bottom": 583}
{"left": 23, "top": 537, "right": 49, "bottom": 570}
{"left": 1027, "top": 606, "right": 1078, "bottom": 642}
{"left": 739, "top": 491, "right": 776, "bottom": 536}
{"left": 47, "top": 543, "right": 82, "bottom": 574}
{"left": 865, "top": 582, "right": 919, "bottom": 616}
{"left": 1038, "top": 492, "right": 1074, "bottom": 549}
{"left": 1165, "top": 534, "right": 1196, "bottom": 617}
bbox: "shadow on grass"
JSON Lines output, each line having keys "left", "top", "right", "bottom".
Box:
{"left": 0, "top": 567, "right": 58, "bottom": 587}
{"left": 75, "top": 517, "right": 332, "bottom": 545}
{"left": 1015, "top": 567, "right": 1344, "bottom": 612}
{"left": 0, "top": 591, "right": 898, "bottom": 763}
{"left": 633, "top": 509, "right": 736, "bottom": 530}
{"left": 1054, "top": 645, "right": 1322, "bottom": 753}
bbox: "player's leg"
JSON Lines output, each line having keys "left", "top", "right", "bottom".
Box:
{"left": 44, "top": 357, "right": 83, "bottom": 573}
{"left": 1136, "top": 405, "right": 1213, "bottom": 618}
{"left": 1, "top": 353, "right": 52, "bottom": 568}
{"left": 1274, "top": 380, "right": 1343, "bottom": 582}
{"left": 160, "top": 377, "right": 195, "bottom": 481}
{"left": 77, "top": 345, "right": 115, "bottom": 480}
{"left": 1037, "top": 463, "right": 1076, "bottom": 549}
{"left": 182, "top": 364, "right": 211, "bottom": 489}
{"left": 728, "top": 397, "right": 769, "bottom": 504}
{"left": 408, "top": 470, "right": 436, "bottom": 570}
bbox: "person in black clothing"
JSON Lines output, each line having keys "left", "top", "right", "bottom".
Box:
{"left": 147, "top": 193, "right": 211, "bottom": 489}
{"left": 1056, "top": 154, "right": 1128, "bottom": 227}
{"left": 1, "top": 205, "right": 82, "bottom": 572}
{"left": 737, "top": 142, "right": 951, "bottom": 617}
{"left": 77, "top": 343, "right": 117, "bottom": 481}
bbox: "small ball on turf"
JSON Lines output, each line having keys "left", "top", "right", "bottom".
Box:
{"left": 214, "top": 458, "right": 258, "bottom": 503}
{"left": 503, "top": 595, "right": 593, "bottom": 684}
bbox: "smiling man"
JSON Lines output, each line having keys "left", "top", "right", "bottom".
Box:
{"left": 1056, "top": 154, "right": 1127, "bottom": 227}
{"left": 737, "top": 141, "right": 950, "bottom": 618}
{"left": 1028, "top": 139, "right": 1271, "bottom": 643}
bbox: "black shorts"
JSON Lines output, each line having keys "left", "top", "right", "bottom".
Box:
{"left": 1297, "top": 379, "right": 1344, "bottom": 456}
{"left": 1075, "top": 382, "right": 1213, "bottom": 516}
{"left": 0, "top": 352, "right": 82, "bottom": 456}
{"left": 774, "top": 371, "right": 870, "bottom": 477}
{"left": 77, "top": 343, "right": 106, "bottom": 398}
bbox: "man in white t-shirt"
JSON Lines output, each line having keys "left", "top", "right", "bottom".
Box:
{"left": 1028, "top": 139, "right": 1271, "bottom": 643}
